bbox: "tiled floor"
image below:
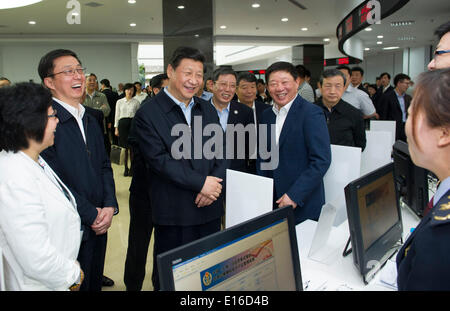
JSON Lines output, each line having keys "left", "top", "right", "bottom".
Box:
{"left": 102, "top": 163, "right": 154, "bottom": 291}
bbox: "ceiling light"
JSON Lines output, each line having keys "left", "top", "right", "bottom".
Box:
{"left": 194, "top": 34, "right": 199, "bottom": 38}
{"left": 281, "top": 17, "right": 289, "bottom": 22}
{"left": 301, "top": 27, "right": 308, "bottom": 31}
{"left": 323, "top": 38, "right": 330, "bottom": 42}
{"left": 364, "top": 48, "right": 370, "bottom": 51}
{"left": 365, "top": 27, "right": 372, "bottom": 31}
{"left": 177, "top": 5, "right": 185, "bottom": 9}
{"left": 398, "top": 36, "right": 416, "bottom": 41}
{"left": 377, "top": 35, "right": 383, "bottom": 39}
{"left": 377, "top": 41, "right": 383, "bottom": 45}
{"left": 391, "top": 21, "right": 415, "bottom": 27}
{"left": 130, "top": 23, "right": 136, "bottom": 27}
{"left": 220, "top": 25, "right": 227, "bottom": 29}
{"left": 252, "top": 3, "right": 260, "bottom": 8}
{"left": 128, "top": 0, "right": 136, "bottom": 4}
{"left": 383, "top": 46, "right": 399, "bottom": 50}
{"left": 28, "top": 20, "right": 36, "bottom": 25}
{"left": 0, "top": 0, "right": 42, "bottom": 10}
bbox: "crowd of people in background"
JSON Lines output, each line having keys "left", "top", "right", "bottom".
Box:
{"left": 0, "top": 21, "right": 449, "bottom": 291}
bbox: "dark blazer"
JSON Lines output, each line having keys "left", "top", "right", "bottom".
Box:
{"left": 254, "top": 99, "right": 271, "bottom": 125}
{"left": 396, "top": 189, "right": 450, "bottom": 290}
{"left": 257, "top": 95, "right": 331, "bottom": 224}
{"left": 41, "top": 100, "right": 118, "bottom": 238}
{"left": 134, "top": 91, "right": 227, "bottom": 226}
{"left": 378, "top": 89, "right": 411, "bottom": 141}
{"left": 102, "top": 88, "right": 119, "bottom": 127}
{"left": 226, "top": 101, "right": 255, "bottom": 173}
{"left": 373, "top": 85, "right": 394, "bottom": 112}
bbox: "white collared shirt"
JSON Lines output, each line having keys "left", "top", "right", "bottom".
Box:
{"left": 272, "top": 95, "right": 296, "bottom": 145}
{"left": 53, "top": 97, "right": 86, "bottom": 143}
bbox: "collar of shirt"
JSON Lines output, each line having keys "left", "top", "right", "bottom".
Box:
{"left": 434, "top": 176, "right": 450, "bottom": 206}
{"left": 272, "top": 95, "right": 296, "bottom": 116}
{"left": 53, "top": 97, "right": 85, "bottom": 120}
{"left": 211, "top": 99, "right": 230, "bottom": 132}
{"left": 395, "top": 90, "right": 405, "bottom": 99}
{"left": 164, "top": 87, "right": 195, "bottom": 124}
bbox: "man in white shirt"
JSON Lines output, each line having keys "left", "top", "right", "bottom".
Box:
{"left": 133, "top": 81, "right": 148, "bottom": 104}
{"left": 337, "top": 65, "right": 378, "bottom": 119}
{"left": 295, "top": 64, "right": 315, "bottom": 103}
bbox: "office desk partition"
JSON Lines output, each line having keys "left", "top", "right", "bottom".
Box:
{"left": 295, "top": 204, "right": 420, "bottom": 291}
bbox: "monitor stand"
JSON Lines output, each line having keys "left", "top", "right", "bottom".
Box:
{"left": 308, "top": 202, "right": 341, "bottom": 265}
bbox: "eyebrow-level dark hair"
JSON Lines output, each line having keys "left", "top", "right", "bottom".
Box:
{"left": 38, "top": 49, "right": 82, "bottom": 81}
{"left": 319, "top": 69, "right": 346, "bottom": 86}
{"left": 266, "top": 61, "right": 299, "bottom": 82}
{"left": 434, "top": 21, "right": 450, "bottom": 40}
{"left": 168, "top": 46, "right": 206, "bottom": 70}
{"left": 212, "top": 67, "right": 237, "bottom": 82}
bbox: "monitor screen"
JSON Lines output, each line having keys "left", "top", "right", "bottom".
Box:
{"left": 345, "top": 162, "right": 403, "bottom": 284}
{"left": 157, "top": 207, "right": 302, "bottom": 291}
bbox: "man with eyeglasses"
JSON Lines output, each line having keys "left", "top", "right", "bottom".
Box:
{"left": 428, "top": 21, "right": 450, "bottom": 70}
{"left": 38, "top": 49, "right": 118, "bottom": 291}
{"left": 210, "top": 67, "right": 255, "bottom": 173}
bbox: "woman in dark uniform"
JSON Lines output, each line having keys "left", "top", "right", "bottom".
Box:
{"left": 396, "top": 68, "right": 450, "bottom": 290}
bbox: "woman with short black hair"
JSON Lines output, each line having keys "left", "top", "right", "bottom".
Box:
{"left": 0, "top": 83, "right": 83, "bottom": 291}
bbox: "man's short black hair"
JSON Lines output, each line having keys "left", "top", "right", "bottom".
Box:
{"left": 256, "top": 79, "right": 265, "bottom": 85}
{"left": 212, "top": 67, "right": 237, "bottom": 82}
{"left": 237, "top": 72, "right": 257, "bottom": 86}
{"left": 0, "top": 82, "right": 52, "bottom": 152}
{"left": 100, "top": 79, "right": 111, "bottom": 88}
{"left": 380, "top": 72, "right": 391, "bottom": 80}
{"left": 169, "top": 46, "right": 206, "bottom": 70}
{"left": 351, "top": 66, "right": 364, "bottom": 76}
{"left": 150, "top": 73, "right": 168, "bottom": 89}
{"left": 435, "top": 21, "right": 450, "bottom": 40}
{"left": 266, "top": 62, "right": 299, "bottom": 82}
{"left": 295, "top": 64, "right": 308, "bottom": 79}
{"left": 394, "top": 73, "right": 411, "bottom": 86}
{"left": 0, "top": 77, "right": 10, "bottom": 83}
{"left": 319, "top": 69, "right": 346, "bottom": 86}
{"left": 336, "top": 65, "right": 352, "bottom": 75}
{"left": 38, "top": 49, "right": 82, "bottom": 81}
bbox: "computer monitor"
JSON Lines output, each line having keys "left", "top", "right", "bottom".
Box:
{"left": 344, "top": 162, "right": 403, "bottom": 284}
{"left": 157, "top": 207, "right": 302, "bottom": 291}
{"left": 392, "top": 140, "right": 429, "bottom": 217}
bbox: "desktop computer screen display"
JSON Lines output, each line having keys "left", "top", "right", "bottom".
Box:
{"left": 157, "top": 207, "right": 302, "bottom": 291}
{"left": 345, "top": 162, "right": 403, "bottom": 284}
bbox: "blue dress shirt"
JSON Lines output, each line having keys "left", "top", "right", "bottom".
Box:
{"left": 164, "top": 87, "right": 195, "bottom": 126}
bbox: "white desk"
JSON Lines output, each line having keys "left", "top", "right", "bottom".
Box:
{"left": 295, "top": 204, "right": 420, "bottom": 291}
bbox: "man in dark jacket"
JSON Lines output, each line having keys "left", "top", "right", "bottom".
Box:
{"left": 38, "top": 49, "right": 118, "bottom": 291}
{"left": 134, "top": 47, "right": 227, "bottom": 290}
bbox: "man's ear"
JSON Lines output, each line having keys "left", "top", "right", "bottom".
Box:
{"left": 43, "top": 77, "right": 55, "bottom": 91}
{"left": 167, "top": 64, "right": 174, "bottom": 79}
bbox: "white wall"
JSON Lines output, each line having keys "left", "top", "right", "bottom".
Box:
{"left": 358, "top": 50, "right": 404, "bottom": 84}
{"left": 0, "top": 41, "right": 136, "bottom": 89}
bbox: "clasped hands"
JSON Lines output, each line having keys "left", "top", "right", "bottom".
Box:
{"left": 195, "top": 176, "right": 223, "bottom": 208}
{"left": 91, "top": 207, "right": 115, "bottom": 235}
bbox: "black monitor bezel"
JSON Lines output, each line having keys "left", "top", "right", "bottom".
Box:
{"left": 344, "top": 162, "right": 403, "bottom": 283}
{"left": 157, "top": 206, "right": 303, "bottom": 291}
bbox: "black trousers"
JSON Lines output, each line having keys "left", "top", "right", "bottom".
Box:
{"left": 152, "top": 218, "right": 222, "bottom": 291}
{"left": 77, "top": 232, "right": 107, "bottom": 291}
{"left": 123, "top": 192, "right": 153, "bottom": 291}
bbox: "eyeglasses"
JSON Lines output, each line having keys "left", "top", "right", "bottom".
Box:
{"left": 434, "top": 49, "right": 450, "bottom": 59}
{"left": 216, "top": 81, "right": 236, "bottom": 89}
{"left": 48, "top": 67, "right": 86, "bottom": 77}
{"left": 48, "top": 109, "right": 57, "bottom": 118}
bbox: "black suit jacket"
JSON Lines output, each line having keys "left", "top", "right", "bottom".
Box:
{"left": 226, "top": 101, "right": 255, "bottom": 173}
{"left": 41, "top": 101, "right": 118, "bottom": 240}
{"left": 102, "top": 88, "right": 119, "bottom": 126}
{"left": 373, "top": 85, "right": 394, "bottom": 112}
{"left": 378, "top": 89, "right": 411, "bottom": 141}
{"left": 134, "top": 91, "right": 227, "bottom": 226}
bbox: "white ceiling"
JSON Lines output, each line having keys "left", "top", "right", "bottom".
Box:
{"left": 0, "top": 0, "right": 448, "bottom": 60}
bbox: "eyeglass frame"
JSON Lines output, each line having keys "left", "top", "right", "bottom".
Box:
{"left": 47, "top": 67, "right": 86, "bottom": 78}
{"left": 434, "top": 49, "right": 450, "bottom": 59}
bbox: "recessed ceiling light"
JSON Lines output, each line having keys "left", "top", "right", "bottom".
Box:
{"left": 383, "top": 46, "right": 399, "bottom": 50}
{"left": 365, "top": 27, "right": 372, "bottom": 31}
{"left": 377, "top": 41, "right": 383, "bottom": 45}
{"left": 323, "top": 38, "right": 330, "bottom": 42}
{"left": 391, "top": 21, "right": 414, "bottom": 27}
{"left": 130, "top": 23, "right": 136, "bottom": 27}
{"left": 220, "top": 25, "right": 227, "bottom": 29}
{"left": 252, "top": 3, "right": 260, "bottom": 8}
{"left": 0, "top": 0, "right": 42, "bottom": 10}
{"left": 177, "top": 5, "right": 185, "bottom": 9}
{"left": 364, "top": 48, "right": 370, "bottom": 51}
{"left": 128, "top": 0, "right": 136, "bottom": 4}
{"left": 194, "top": 34, "right": 199, "bottom": 38}
{"left": 28, "top": 21, "right": 36, "bottom": 25}
{"left": 301, "top": 27, "right": 308, "bottom": 31}
{"left": 281, "top": 17, "right": 289, "bottom": 22}
{"left": 377, "top": 35, "right": 383, "bottom": 39}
